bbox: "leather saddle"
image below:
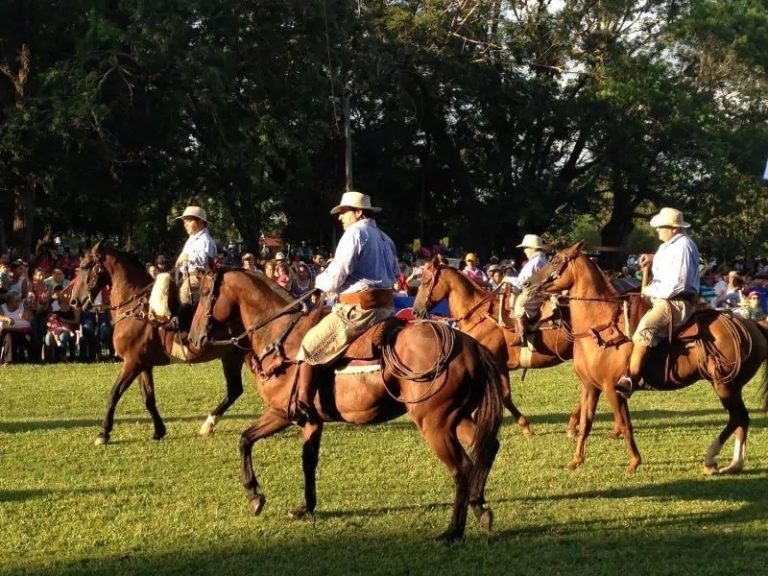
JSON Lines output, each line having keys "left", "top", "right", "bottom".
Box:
{"left": 341, "top": 316, "right": 406, "bottom": 361}
{"left": 630, "top": 294, "right": 717, "bottom": 342}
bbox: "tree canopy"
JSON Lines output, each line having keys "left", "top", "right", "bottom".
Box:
{"left": 1, "top": 0, "right": 766, "bottom": 264}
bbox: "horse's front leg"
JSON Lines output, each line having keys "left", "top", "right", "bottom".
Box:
{"left": 95, "top": 362, "right": 142, "bottom": 446}
{"left": 289, "top": 422, "right": 324, "bottom": 519}
{"left": 139, "top": 369, "right": 166, "bottom": 440}
{"left": 240, "top": 409, "right": 292, "bottom": 516}
{"left": 603, "top": 384, "right": 641, "bottom": 472}
{"left": 200, "top": 351, "right": 245, "bottom": 436}
{"left": 500, "top": 373, "right": 533, "bottom": 438}
{"left": 567, "top": 383, "right": 600, "bottom": 470}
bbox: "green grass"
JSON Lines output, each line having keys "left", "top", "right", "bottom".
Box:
{"left": 2, "top": 361, "right": 768, "bottom": 576}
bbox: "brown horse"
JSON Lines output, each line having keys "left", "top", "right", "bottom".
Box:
{"left": 527, "top": 241, "right": 768, "bottom": 474}
{"left": 70, "top": 242, "right": 246, "bottom": 445}
{"left": 412, "top": 260, "right": 578, "bottom": 437}
{"left": 187, "top": 268, "right": 504, "bottom": 541}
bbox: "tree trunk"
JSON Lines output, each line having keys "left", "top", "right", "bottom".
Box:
{"left": 12, "top": 175, "right": 35, "bottom": 258}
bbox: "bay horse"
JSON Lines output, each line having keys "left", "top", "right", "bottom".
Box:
{"left": 69, "top": 242, "right": 246, "bottom": 445}
{"left": 187, "top": 268, "right": 504, "bottom": 541}
{"left": 526, "top": 241, "right": 768, "bottom": 474}
{"left": 412, "top": 260, "right": 577, "bottom": 437}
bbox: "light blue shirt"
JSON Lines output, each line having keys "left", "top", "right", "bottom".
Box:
{"left": 315, "top": 218, "right": 399, "bottom": 295}
{"left": 180, "top": 228, "right": 217, "bottom": 273}
{"left": 506, "top": 251, "right": 548, "bottom": 293}
{"left": 645, "top": 232, "right": 700, "bottom": 298}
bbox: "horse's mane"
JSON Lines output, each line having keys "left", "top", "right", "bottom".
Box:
{"left": 578, "top": 252, "right": 620, "bottom": 296}
{"left": 220, "top": 266, "right": 294, "bottom": 304}
{"left": 439, "top": 265, "right": 486, "bottom": 293}
{"left": 103, "top": 246, "right": 150, "bottom": 276}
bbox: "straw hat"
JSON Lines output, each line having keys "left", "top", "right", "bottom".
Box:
{"left": 330, "top": 191, "right": 382, "bottom": 215}
{"left": 487, "top": 264, "right": 501, "bottom": 273}
{"left": 517, "top": 234, "right": 547, "bottom": 250}
{"left": 649, "top": 207, "right": 689, "bottom": 229}
{"left": 175, "top": 206, "right": 210, "bottom": 224}
{"left": 274, "top": 252, "right": 286, "bottom": 261}
{"left": 464, "top": 252, "right": 477, "bottom": 263}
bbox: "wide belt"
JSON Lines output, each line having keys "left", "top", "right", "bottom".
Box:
{"left": 339, "top": 289, "right": 394, "bottom": 310}
{"left": 669, "top": 292, "right": 698, "bottom": 303}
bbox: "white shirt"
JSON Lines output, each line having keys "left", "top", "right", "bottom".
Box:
{"left": 644, "top": 233, "right": 700, "bottom": 299}
{"left": 506, "top": 251, "right": 548, "bottom": 293}
{"left": 179, "top": 228, "right": 217, "bottom": 274}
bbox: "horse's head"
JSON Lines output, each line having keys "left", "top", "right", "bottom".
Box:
{"left": 188, "top": 270, "right": 230, "bottom": 351}
{"left": 413, "top": 257, "right": 449, "bottom": 319}
{"left": 526, "top": 241, "right": 584, "bottom": 295}
{"left": 71, "top": 241, "right": 108, "bottom": 309}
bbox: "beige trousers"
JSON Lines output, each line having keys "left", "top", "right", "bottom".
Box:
{"left": 633, "top": 298, "right": 695, "bottom": 347}
{"left": 179, "top": 273, "right": 202, "bottom": 306}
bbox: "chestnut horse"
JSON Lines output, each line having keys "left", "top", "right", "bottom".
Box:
{"left": 527, "top": 241, "right": 768, "bottom": 474}
{"left": 412, "top": 261, "right": 577, "bottom": 437}
{"left": 70, "top": 242, "right": 246, "bottom": 445}
{"left": 187, "top": 268, "right": 504, "bottom": 541}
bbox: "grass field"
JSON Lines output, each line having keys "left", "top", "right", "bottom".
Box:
{"left": 2, "top": 360, "right": 768, "bottom": 576}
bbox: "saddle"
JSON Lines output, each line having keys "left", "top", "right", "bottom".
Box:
{"left": 341, "top": 316, "right": 406, "bottom": 360}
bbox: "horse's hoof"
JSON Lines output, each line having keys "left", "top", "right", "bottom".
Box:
{"left": 478, "top": 509, "right": 493, "bottom": 531}
{"left": 566, "top": 460, "right": 582, "bottom": 470}
{"left": 566, "top": 429, "right": 577, "bottom": 439}
{"left": 152, "top": 428, "right": 167, "bottom": 441}
{"left": 288, "top": 504, "right": 314, "bottom": 520}
{"left": 608, "top": 431, "right": 622, "bottom": 440}
{"left": 522, "top": 426, "right": 535, "bottom": 439}
{"left": 718, "top": 462, "right": 743, "bottom": 475}
{"left": 625, "top": 462, "right": 640, "bottom": 474}
{"left": 199, "top": 415, "right": 219, "bottom": 436}
{"left": 94, "top": 433, "right": 109, "bottom": 446}
{"left": 436, "top": 528, "right": 464, "bottom": 543}
{"left": 702, "top": 462, "right": 719, "bottom": 476}
{"left": 248, "top": 495, "right": 266, "bottom": 517}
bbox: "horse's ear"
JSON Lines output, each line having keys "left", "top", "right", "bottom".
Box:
{"left": 430, "top": 255, "right": 441, "bottom": 267}
{"left": 574, "top": 241, "right": 585, "bottom": 253}
{"left": 92, "top": 240, "right": 105, "bottom": 256}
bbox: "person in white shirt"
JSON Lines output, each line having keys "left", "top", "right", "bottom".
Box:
{"left": 505, "top": 234, "right": 549, "bottom": 336}
{"left": 616, "top": 208, "right": 700, "bottom": 398}
{"left": 174, "top": 205, "right": 217, "bottom": 329}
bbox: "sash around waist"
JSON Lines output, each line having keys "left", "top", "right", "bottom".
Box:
{"left": 339, "top": 289, "right": 394, "bottom": 310}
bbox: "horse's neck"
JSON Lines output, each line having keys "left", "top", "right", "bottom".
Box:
{"left": 106, "top": 259, "right": 150, "bottom": 303}
{"left": 231, "top": 274, "right": 297, "bottom": 348}
{"left": 445, "top": 272, "right": 487, "bottom": 319}
{"left": 568, "top": 260, "right": 620, "bottom": 332}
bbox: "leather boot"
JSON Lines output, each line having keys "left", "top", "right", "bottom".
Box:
{"left": 290, "top": 361, "right": 319, "bottom": 425}
{"left": 616, "top": 344, "right": 650, "bottom": 399}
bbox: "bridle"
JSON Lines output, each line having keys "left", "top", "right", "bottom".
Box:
{"left": 418, "top": 263, "right": 502, "bottom": 324}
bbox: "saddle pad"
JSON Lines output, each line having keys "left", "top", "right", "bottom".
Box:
{"left": 343, "top": 317, "right": 406, "bottom": 360}
{"left": 334, "top": 359, "right": 382, "bottom": 376}
{"left": 675, "top": 309, "right": 720, "bottom": 341}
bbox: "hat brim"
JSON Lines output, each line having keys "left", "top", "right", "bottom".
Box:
{"left": 516, "top": 243, "right": 547, "bottom": 249}
{"left": 175, "top": 214, "right": 209, "bottom": 224}
{"left": 650, "top": 215, "right": 689, "bottom": 228}
{"left": 330, "top": 204, "right": 382, "bottom": 215}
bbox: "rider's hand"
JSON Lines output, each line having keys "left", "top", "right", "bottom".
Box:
{"left": 638, "top": 254, "right": 653, "bottom": 269}
{"left": 176, "top": 254, "right": 189, "bottom": 266}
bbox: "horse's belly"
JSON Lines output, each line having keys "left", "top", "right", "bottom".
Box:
{"left": 330, "top": 373, "right": 406, "bottom": 424}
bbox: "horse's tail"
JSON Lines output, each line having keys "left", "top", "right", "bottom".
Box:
{"left": 753, "top": 320, "right": 768, "bottom": 411}
{"left": 469, "top": 342, "right": 504, "bottom": 489}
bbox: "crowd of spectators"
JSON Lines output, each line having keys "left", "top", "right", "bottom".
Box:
{"left": 4, "top": 236, "right": 768, "bottom": 366}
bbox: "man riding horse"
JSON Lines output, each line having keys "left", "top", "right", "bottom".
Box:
{"left": 290, "top": 191, "right": 399, "bottom": 424}
{"left": 173, "top": 205, "right": 217, "bottom": 331}
{"left": 506, "top": 233, "right": 549, "bottom": 337}
{"left": 616, "top": 207, "right": 700, "bottom": 398}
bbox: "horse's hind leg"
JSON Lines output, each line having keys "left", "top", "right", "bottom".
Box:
{"left": 95, "top": 363, "right": 142, "bottom": 446}
{"left": 501, "top": 374, "right": 533, "bottom": 438}
{"left": 568, "top": 384, "right": 602, "bottom": 470}
{"left": 200, "top": 352, "right": 245, "bottom": 436}
{"left": 417, "top": 420, "right": 473, "bottom": 542}
{"left": 288, "top": 422, "right": 324, "bottom": 520}
{"left": 457, "top": 419, "right": 498, "bottom": 531}
{"left": 705, "top": 388, "right": 749, "bottom": 475}
{"left": 240, "top": 409, "right": 291, "bottom": 516}
{"left": 139, "top": 369, "right": 166, "bottom": 440}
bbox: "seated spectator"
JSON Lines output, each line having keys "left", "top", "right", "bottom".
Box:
{"left": 147, "top": 263, "right": 159, "bottom": 278}
{"left": 290, "top": 262, "right": 314, "bottom": 297}
{"left": 241, "top": 252, "right": 258, "bottom": 272}
{"left": 394, "top": 260, "right": 410, "bottom": 295}
{"left": 487, "top": 265, "right": 504, "bottom": 290}
{"left": 275, "top": 261, "right": 292, "bottom": 289}
{"left": 713, "top": 272, "right": 744, "bottom": 309}
{"left": 0, "top": 291, "right": 34, "bottom": 364}
{"left": 7, "top": 260, "right": 29, "bottom": 297}
{"left": 155, "top": 254, "right": 169, "bottom": 272}
{"left": 699, "top": 269, "right": 716, "bottom": 305}
{"left": 43, "top": 287, "right": 80, "bottom": 362}
{"left": 462, "top": 253, "right": 489, "bottom": 287}
{"left": 735, "top": 290, "right": 766, "bottom": 320}
{"left": 44, "top": 268, "right": 70, "bottom": 293}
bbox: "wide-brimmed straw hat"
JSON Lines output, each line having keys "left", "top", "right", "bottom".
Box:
{"left": 330, "top": 191, "right": 382, "bottom": 215}
{"left": 175, "top": 206, "right": 210, "bottom": 224}
{"left": 517, "top": 234, "right": 547, "bottom": 250}
{"left": 649, "top": 207, "right": 689, "bottom": 229}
